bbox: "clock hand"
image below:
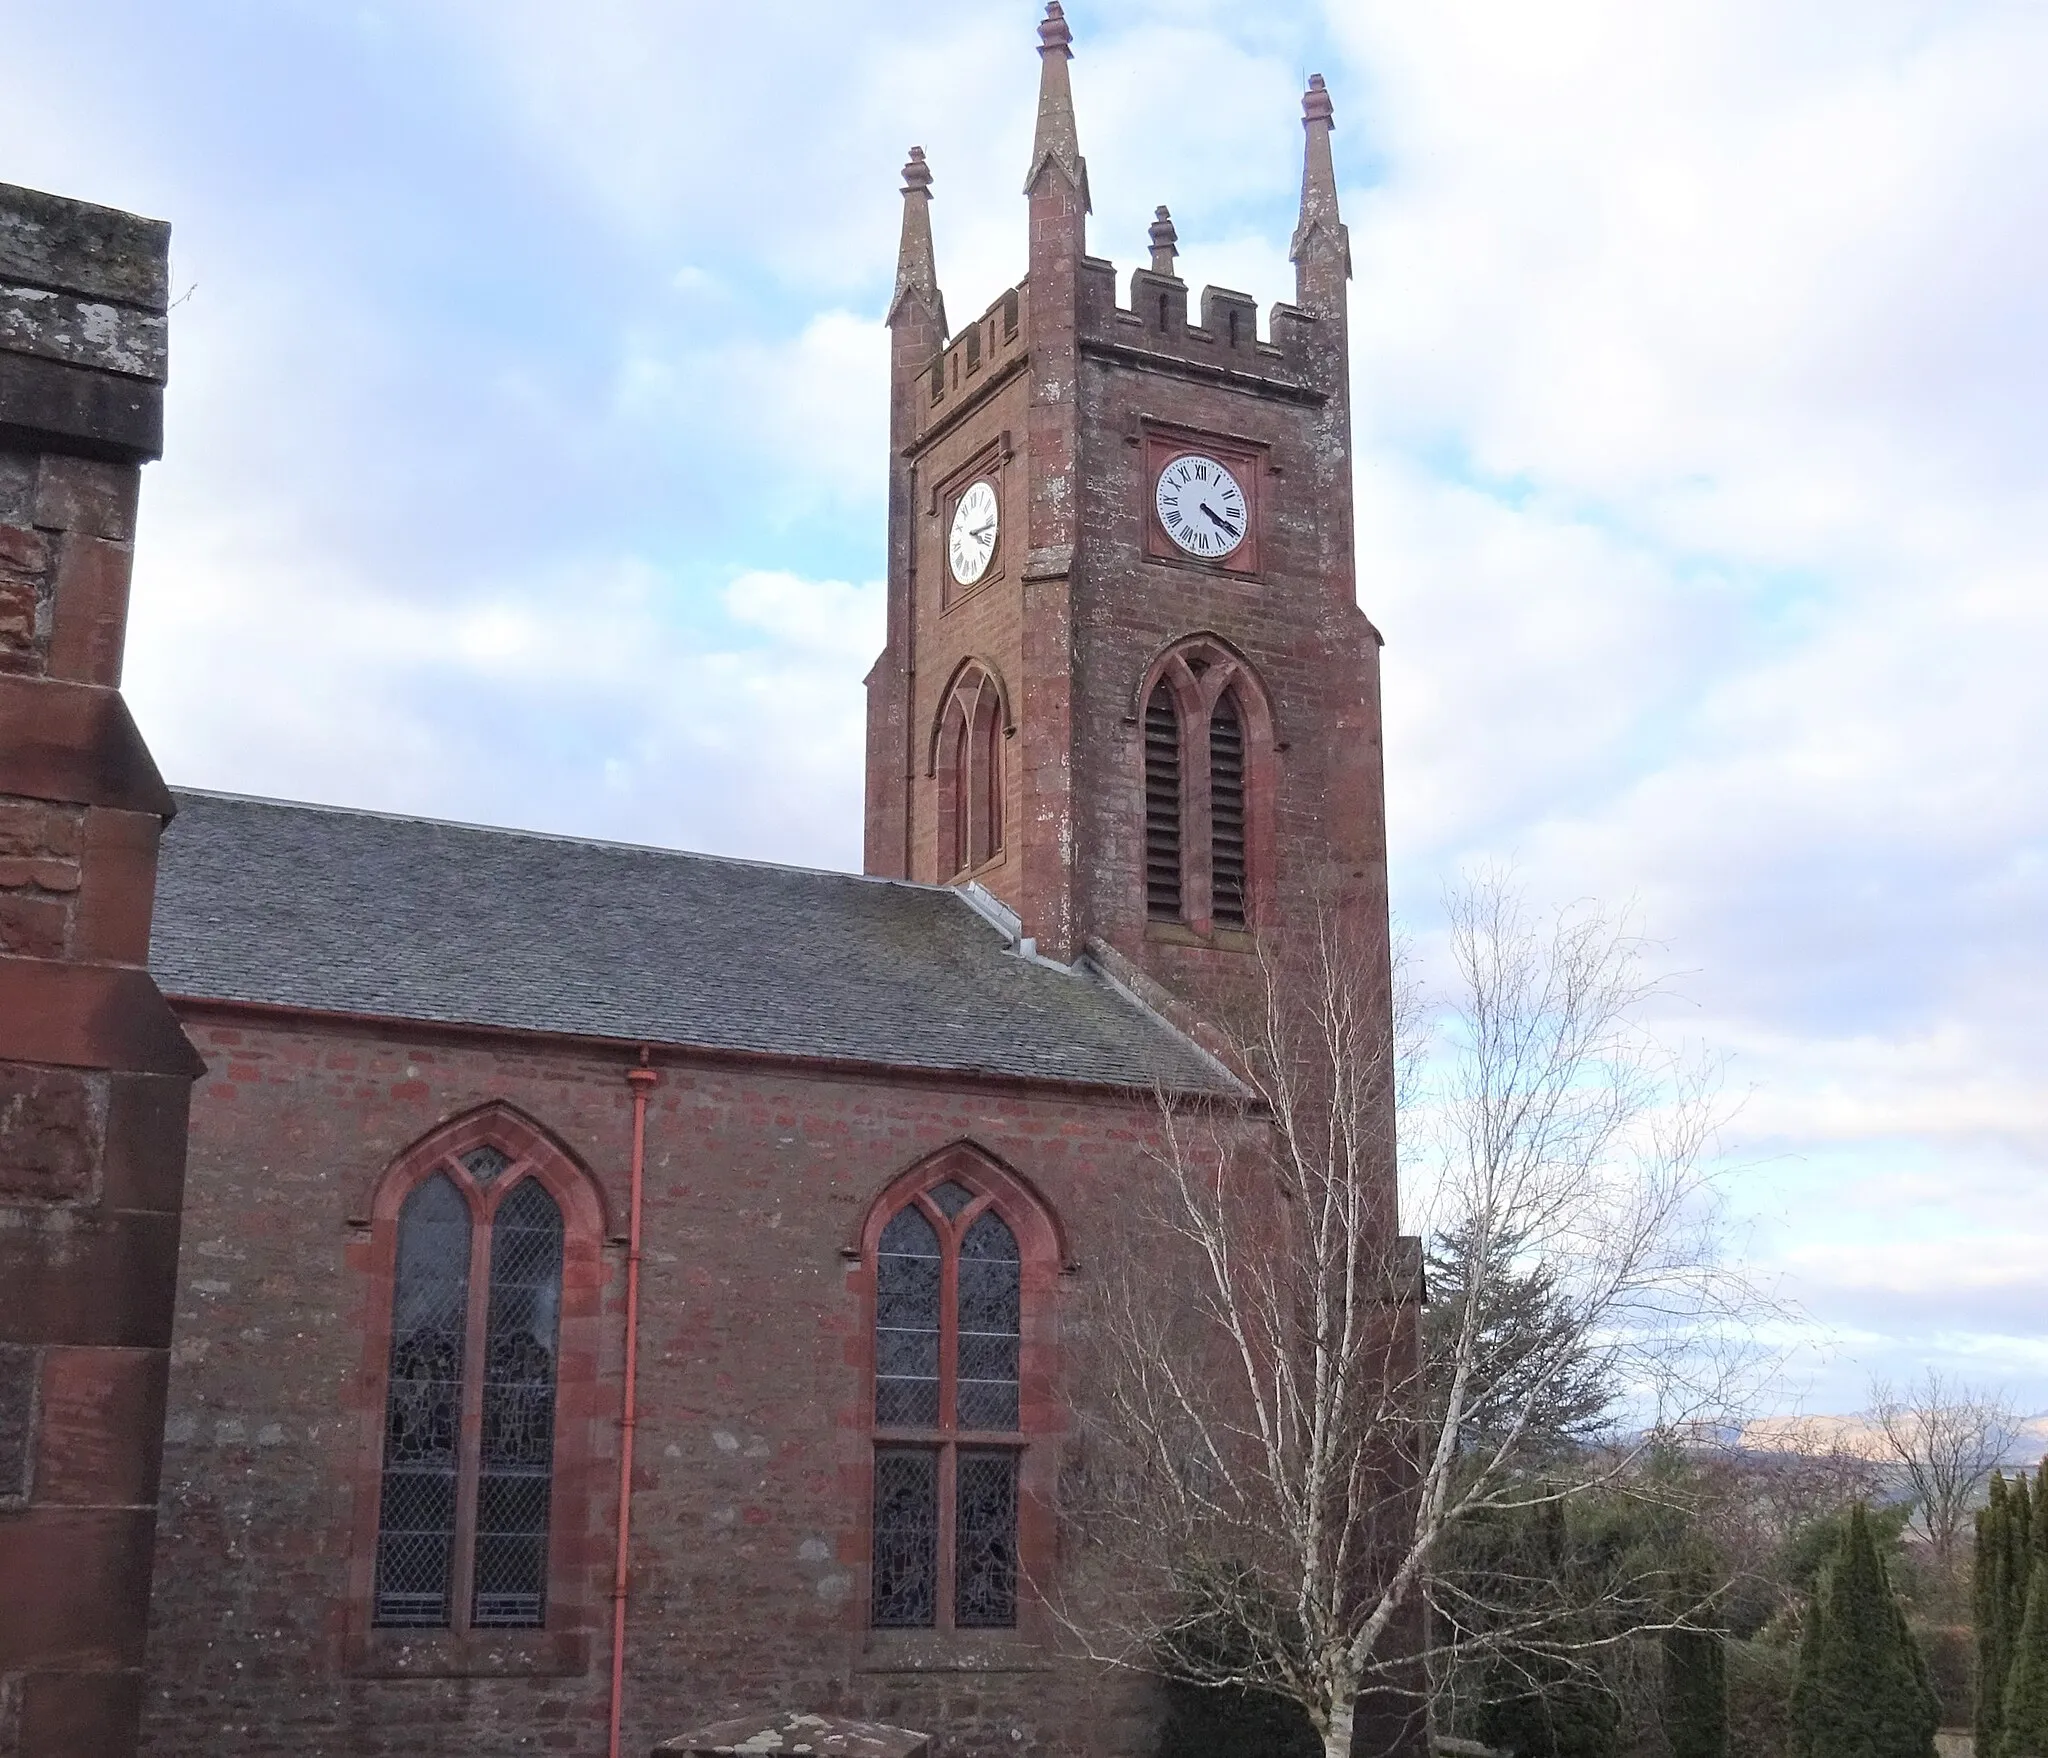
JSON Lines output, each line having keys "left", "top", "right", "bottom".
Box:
{"left": 1199, "top": 502, "right": 1242, "bottom": 538}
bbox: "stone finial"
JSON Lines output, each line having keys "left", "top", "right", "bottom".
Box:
{"left": 1023, "top": 1, "right": 1091, "bottom": 211}
{"left": 1289, "top": 72, "right": 1352, "bottom": 296}
{"left": 888, "top": 145, "right": 946, "bottom": 332}
{"left": 1148, "top": 206, "right": 1179, "bottom": 275}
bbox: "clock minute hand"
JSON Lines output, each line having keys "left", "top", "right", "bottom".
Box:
{"left": 1199, "top": 501, "right": 1241, "bottom": 538}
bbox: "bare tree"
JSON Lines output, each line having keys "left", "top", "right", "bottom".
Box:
{"left": 1868, "top": 1369, "right": 2018, "bottom": 1561}
{"left": 1057, "top": 876, "right": 1752, "bottom": 1758}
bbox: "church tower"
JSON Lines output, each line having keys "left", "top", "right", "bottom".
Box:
{"left": 864, "top": 3, "right": 1389, "bottom": 1025}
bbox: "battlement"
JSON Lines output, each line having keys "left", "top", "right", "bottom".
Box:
{"left": 909, "top": 282, "right": 1028, "bottom": 445}
{"left": 1076, "top": 255, "right": 1325, "bottom": 398}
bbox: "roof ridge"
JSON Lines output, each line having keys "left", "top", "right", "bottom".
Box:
{"left": 169, "top": 786, "right": 969, "bottom": 899}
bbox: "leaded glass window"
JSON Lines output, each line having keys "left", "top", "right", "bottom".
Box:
{"left": 955, "top": 1450, "right": 1019, "bottom": 1627}
{"left": 472, "top": 1180, "right": 563, "bottom": 1629}
{"left": 872, "top": 1448, "right": 940, "bottom": 1628}
{"left": 370, "top": 1146, "right": 573, "bottom": 1641}
{"left": 956, "top": 1211, "right": 1020, "bottom": 1431}
{"left": 374, "top": 1174, "right": 471, "bottom": 1627}
{"left": 869, "top": 1183, "right": 1025, "bottom": 1631}
{"left": 876, "top": 1207, "right": 942, "bottom": 1427}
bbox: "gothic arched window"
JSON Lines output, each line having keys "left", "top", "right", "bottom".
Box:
{"left": 865, "top": 1152, "right": 1053, "bottom": 1633}
{"left": 933, "top": 663, "right": 1007, "bottom": 878}
{"left": 1144, "top": 680, "right": 1183, "bottom": 922}
{"left": 1138, "top": 638, "right": 1273, "bottom": 935}
{"left": 354, "top": 1108, "right": 602, "bottom": 1659}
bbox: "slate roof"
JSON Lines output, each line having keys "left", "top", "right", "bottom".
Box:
{"left": 149, "top": 790, "right": 1236, "bottom": 1095}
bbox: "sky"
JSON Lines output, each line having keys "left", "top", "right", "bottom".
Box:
{"left": 5, "top": 0, "right": 2044, "bottom": 1422}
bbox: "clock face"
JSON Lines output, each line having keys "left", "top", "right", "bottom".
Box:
{"left": 948, "top": 480, "right": 999, "bottom": 586}
{"left": 1154, "top": 453, "right": 1248, "bottom": 559}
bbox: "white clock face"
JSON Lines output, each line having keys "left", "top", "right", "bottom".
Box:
{"left": 948, "top": 480, "right": 999, "bottom": 586}
{"left": 1154, "top": 453, "right": 1248, "bottom": 559}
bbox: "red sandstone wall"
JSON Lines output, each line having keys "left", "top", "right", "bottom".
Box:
{"left": 140, "top": 1010, "right": 1177, "bottom": 1758}
{"left": 0, "top": 182, "right": 196, "bottom": 1758}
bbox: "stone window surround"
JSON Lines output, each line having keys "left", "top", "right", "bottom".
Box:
{"left": 340, "top": 1102, "right": 609, "bottom": 1679}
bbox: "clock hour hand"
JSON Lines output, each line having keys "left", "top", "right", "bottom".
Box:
{"left": 1199, "top": 502, "right": 1241, "bottom": 539}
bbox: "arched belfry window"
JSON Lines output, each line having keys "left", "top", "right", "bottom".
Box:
{"left": 1137, "top": 637, "right": 1273, "bottom": 935}
{"left": 354, "top": 1108, "right": 602, "bottom": 1654}
{"left": 1144, "top": 682, "right": 1183, "bottom": 921}
{"left": 863, "top": 1148, "right": 1056, "bottom": 1634}
{"left": 1208, "top": 691, "right": 1247, "bottom": 930}
{"left": 932, "top": 662, "right": 1008, "bottom": 878}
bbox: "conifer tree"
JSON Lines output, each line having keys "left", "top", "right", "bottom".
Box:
{"left": 2015, "top": 1474, "right": 2036, "bottom": 1642}
{"left": 2004, "top": 1564, "right": 2048, "bottom": 1758}
{"left": 1790, "top": 1503, "right": 1940, "bottom": 1758}
{"left": 1984, "top": 1474, "right": 2015, "bottom": 1758}
{"left": 1664, "top": 1619, "right": 1729, "bottom": 1758}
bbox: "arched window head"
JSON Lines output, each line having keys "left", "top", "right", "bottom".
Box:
{"left": 1135, "top": 637, "right": 1274, "bottom": 935}
{"left": 861, "top": 1148, "right": 1058, "bottom": 1634}
{"left": 933, "top": 662, "right": 1008, "bottom": 878}
{"left": 356, "top": 1107, "right": 602, "bottom": 1655}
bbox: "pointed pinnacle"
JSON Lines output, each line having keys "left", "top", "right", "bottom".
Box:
{"left": 1289, "top": 72, "right": 1351, "bottom": 282}
{"left": 1148, "top": 206, "right": 1179, "bottom": 275}
{"left": 889, "top": 145, "right": 945, "bottom": 331}
{"left": 1023, "top": 1, "right": 1091, "bottom": 211}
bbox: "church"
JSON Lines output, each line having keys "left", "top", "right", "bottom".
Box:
{"left": 0, "top": 7, "right": 1408, "bottom": 1756}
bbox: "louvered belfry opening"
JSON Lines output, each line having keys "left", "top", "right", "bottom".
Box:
{"left": 1144, "top": 682, "right": 1183, "bottom": 920}
{"left": 1209, "top": 690, "right": 1248, "bottom": 930}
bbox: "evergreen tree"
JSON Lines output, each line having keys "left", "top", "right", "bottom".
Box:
{"left": 1789, "top": 1503, "right": 1940, "bottom": 1758}
{"left": 1664, "top": 1620, "right": 1729, "bottom": 1758}
{"left": 2003, "top": 1564, "right": 2048, "bottom": 1758}
{"left": 2015, "top": 1473, "right": 2036, "bottom": 1647}
{"left": 1982, "top": 1474, "right": 2015, "bottom": 1758}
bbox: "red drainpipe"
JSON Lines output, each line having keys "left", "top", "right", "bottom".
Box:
{"left": 608, "top": 1049, "right": 658, "bottom": 1758}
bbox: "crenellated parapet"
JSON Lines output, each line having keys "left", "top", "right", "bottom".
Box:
{"left": 1074, "top": 254, "right": 1328, "bottom": 403}
{"left": 905, "top": 283, "right": 1029, "bottom": 448}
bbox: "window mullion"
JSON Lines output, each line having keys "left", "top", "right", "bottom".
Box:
{"left": 937, "top": 1440, "right": 958, "bottom": 1631}
{"left": 939, "top": 1218, "right": 960, "bottom": 1629}
{"left": 450, "top": 1188, "right": 493, "bottom": 1635}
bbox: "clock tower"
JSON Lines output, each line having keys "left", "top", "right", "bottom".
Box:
{"left": 864, "top": 1, "right": 1389, "bottom": 1030}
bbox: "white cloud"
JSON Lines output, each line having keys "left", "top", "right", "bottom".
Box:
{"left": 10, "top": 0, "right": 2047, "bottom": 1417}
{"left": 1333, "top": 0, "right": 2048, "bottom": 1410}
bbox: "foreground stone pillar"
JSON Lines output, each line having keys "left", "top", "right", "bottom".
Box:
{"left": 0, "top": 181, "right": 199, "bottom": 1758}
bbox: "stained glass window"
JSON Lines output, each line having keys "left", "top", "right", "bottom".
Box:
{"left": 955, "top": 1450, "right": 1019, "bottom": 1627}
{"left": 373, "top": 1174, "right": 471, "bottom": 1627}
{"left": 472, "top": 1180, "right": 563, "bottom": 1628}
{"left": 371, "top": 1148, "right": 576, "bottom": 1640}
{"left": 926, "top": 1180, "right": 974, "bottom": 1219}
{"left": 870, "top": 1186, "right": 1025, "bottom": 1631}
{"left": 876, "top": 1206, "right": 942, "bottom": 1426}
{"left": 956, "top": 1210, "right": 1020, "bottom": 1432}
{"left": 871, "top": 1448, "right": 940, "bottom": 1628}
{"left": 461, "top": 1145, "right": 511, "bottom": 1183}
